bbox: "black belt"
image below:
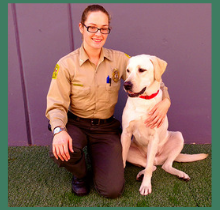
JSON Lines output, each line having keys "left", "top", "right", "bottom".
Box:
{"left": 68, "top": 111, "right": 114, "bottom": 126}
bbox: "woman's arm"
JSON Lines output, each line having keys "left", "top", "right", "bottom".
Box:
{"left": 145, "top": 82, "right": 171, "bottom": 128}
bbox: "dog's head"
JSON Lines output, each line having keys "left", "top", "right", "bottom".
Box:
{"left": 124, "top": 54, "right": 167, "bottom": 97}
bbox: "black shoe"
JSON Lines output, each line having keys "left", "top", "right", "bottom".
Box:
{"left": 72, "top": 176, "right": 89, "bottom": 196}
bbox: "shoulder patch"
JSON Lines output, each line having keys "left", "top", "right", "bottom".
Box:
{"left": 52, "top": 64, "right": 60, "bottom": 79}
{"left": 125, "top": 53, "right": 131, "bottom": 58}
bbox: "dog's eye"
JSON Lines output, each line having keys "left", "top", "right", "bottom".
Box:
{"left": 127, "top": 69, "right": 130, "bottom": 73}
{"left": 138, "top": 68, "right": 146, "bottom": 73}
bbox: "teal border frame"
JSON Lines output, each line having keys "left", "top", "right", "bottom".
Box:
{"left": 4, "top": 0, "right": 217, "bottom": 208}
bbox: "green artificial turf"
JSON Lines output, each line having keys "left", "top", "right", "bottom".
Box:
{"left": 8, "top": 144, "right": 211, "bottom": 207}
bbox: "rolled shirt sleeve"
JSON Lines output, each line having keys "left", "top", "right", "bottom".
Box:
{"left": 160, "top": 81, "right": 171, "bottom": 102}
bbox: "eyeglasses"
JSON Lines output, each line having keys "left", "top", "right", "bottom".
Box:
{"left": 83, "top": 24, "right": 111, "bottom": 34}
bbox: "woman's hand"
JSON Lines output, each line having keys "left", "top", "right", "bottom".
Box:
{"left": 52, "top": 131, "right": 74, "bottom": 161}
{"left": 145, "top": 98, "right": 171, "bottom": 129}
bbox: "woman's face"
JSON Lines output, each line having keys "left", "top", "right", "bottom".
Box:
{"left": 79, "top": 11, "right": 110, "bottom": 51}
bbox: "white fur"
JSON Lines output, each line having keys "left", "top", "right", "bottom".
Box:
{"left": 121, "top": 55, "right": 208, "bottom": 196}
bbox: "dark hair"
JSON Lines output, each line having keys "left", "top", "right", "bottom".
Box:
{"left": 81, "top": 4, "right": 111, "bottom": 25}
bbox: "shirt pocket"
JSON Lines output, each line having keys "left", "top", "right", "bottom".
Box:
{"left": 70, "top": 85, "right": 91, "bottom": 110}
{"left": 97, "top": 83, "right": 120, "bottom": 103}
{"left": 105, "top": 83, "right": 120, "bottom": 106}
{"left": 71, "top": 85, "right": 90, "bottom": 97}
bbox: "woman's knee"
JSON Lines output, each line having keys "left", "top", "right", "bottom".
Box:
{"left": 95, "top": 180, "right": 124, "bottom": 199}
{"left": 49, "top": 147, "right": 84, "bottom": 167}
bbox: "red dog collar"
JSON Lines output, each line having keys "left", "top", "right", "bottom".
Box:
{"left": 139, "top": 90, "right": 159, "bottom": 100}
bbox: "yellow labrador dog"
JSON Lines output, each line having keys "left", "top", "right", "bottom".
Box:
{"left": 121, "top": 54, "right": 208, "bottom": 196}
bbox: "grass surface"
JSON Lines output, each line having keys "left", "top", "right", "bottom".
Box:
{"left": 8, "top": 144, "right": 211, "bottom": 207}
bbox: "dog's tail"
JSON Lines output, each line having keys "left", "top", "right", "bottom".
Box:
{"left": 175, "top": 153, "right": 208, "bottom": 162}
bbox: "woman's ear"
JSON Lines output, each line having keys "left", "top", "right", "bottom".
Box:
{"left": 79, "top": 23, "right": 84, "bottom": 34}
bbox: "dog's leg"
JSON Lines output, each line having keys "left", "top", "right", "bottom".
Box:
{"left": 160, "top": 131, "right": 190, "bottom": 180}
{"left": 126, "top": 140, "right": 148, "bottom": 168}
{"left": 127, "top": 140, "right": 158, "bottom": 171}
{"left": 139, "top": 132, "right": 159, "bottom": 196}
{"left": 121, "top": 129, "right": 133, "bottom": 168}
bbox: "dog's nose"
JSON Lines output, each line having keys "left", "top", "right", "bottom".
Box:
{"left": 124, "top": 81, "right": 133, "bottom": 91}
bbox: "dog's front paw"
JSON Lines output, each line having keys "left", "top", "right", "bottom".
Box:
{"left": 139, "top": 181, "right": 152, "bottom": 196}
{"left": 178, "top": 172, "right": 190, "bottom": 181}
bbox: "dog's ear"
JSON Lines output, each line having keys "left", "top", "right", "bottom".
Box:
{"left": 150, "top": 56, "right": 167, "bottom": 82}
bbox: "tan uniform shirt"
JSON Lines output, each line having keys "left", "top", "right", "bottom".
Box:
{"left": 46, "top": 45, "right": 170, "bottom": 131}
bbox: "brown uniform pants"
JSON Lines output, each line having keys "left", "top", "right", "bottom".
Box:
{"left": 49, "top": 112, "right": 125, "bottom": 198}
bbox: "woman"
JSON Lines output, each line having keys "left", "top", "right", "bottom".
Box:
{"left": 46, "top": 4, "right": 171, "bottom": 199}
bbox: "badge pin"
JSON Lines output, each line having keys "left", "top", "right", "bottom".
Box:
{"left": 112, "top": 69, "right": 119, "bottom": 83}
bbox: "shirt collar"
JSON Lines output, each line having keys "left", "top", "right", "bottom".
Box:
{"left": 79, "top": 45, "right": 89, "bottom": 66}
{"left": 102, "top": 47, "right": 112, "bottom": 62}
{"left": 79, "top": 44, "right": 112, "bottom": 66}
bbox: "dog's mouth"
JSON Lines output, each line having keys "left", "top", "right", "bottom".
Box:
{"left": 127, "top": 87, "right": 146, "bottom": 97}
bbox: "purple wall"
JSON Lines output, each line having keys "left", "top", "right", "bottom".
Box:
{"left": 8, "top": 3, "right": 211, "bottom": 146}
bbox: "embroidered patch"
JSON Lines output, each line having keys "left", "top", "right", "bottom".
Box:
{"left": 125, "top": 53, "right": 131, "bottom": 58}
{"left": 112, "top": 69, "right": 119, "bottom": 83}
{"left": 52, "top": 64, "right": 60, "bottom": 79}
